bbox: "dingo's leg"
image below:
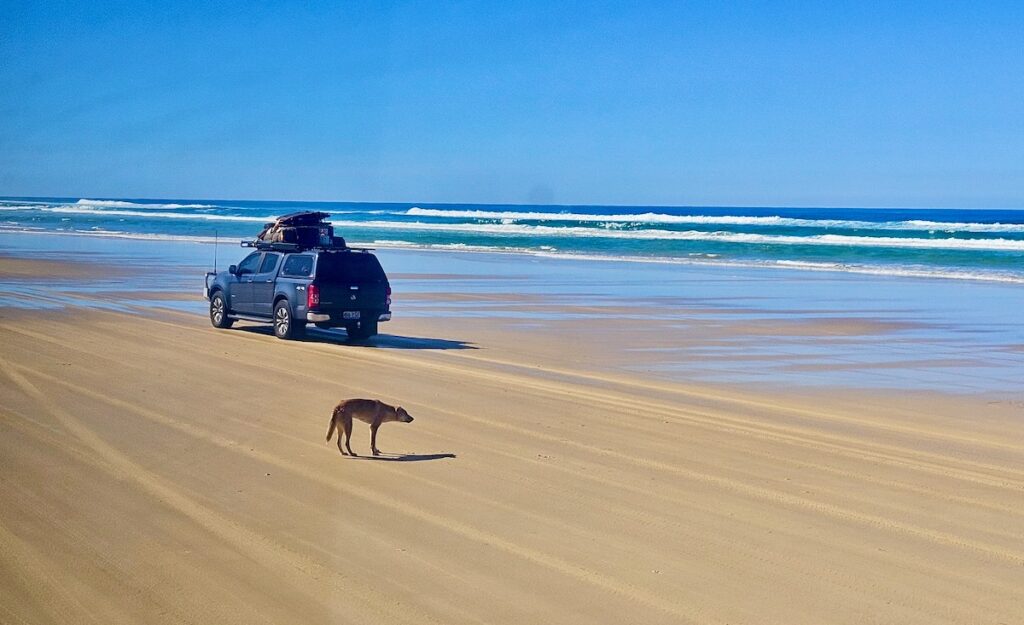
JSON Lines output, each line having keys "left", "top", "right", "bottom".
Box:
{"left": 370, "top": 422, "right": 381, "bottom": 456}
{"left": 335, "top": 417, "right": 348, "bottom": 456}
{"left": 342, "top": 415, "right": 356, "bottom": 456}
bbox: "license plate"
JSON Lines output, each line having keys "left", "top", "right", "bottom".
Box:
{"left": 342, "top": 311, "right": 361, "bottom": 320}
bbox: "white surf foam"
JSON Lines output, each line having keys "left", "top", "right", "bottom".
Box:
{"left": 405, "top": 207, "right": 1024, "bottom": 234}
{"left": 770, "top": 260, "right": 1024, "bottom": 283}
{"left": 370, "top": 239, "right": 417, "bottom": 246}
{"left": 0, "top": 227, "right": 222, "bottom": 244}
{"left": 45, "top": 206, "right": 275, "bottom": 222}
{"left": 407, "top": 207, "right": 844, "bottom": 227}
{"left": 901, "top": 220, "right": 1024, "bottom": 233}
{"left": 75, "top": 199, "right": 218, "bottom": 209}
{"left": 335, "top": 220, "right": 1024, "bottom": 252}
{"left": 362, "top": 239, "right": 1024, "bottom": 283}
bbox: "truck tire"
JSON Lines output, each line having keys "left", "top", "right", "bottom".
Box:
{"left": 273, "top": 300, "right": 305, "bottom": 340}
{"left": 209, "top": 292, "right": 233, "bottom": 329}
{"left": 346, "top": 318, "right": 378, "bottom": 340}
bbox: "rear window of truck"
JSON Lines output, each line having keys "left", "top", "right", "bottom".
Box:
{"left": 281, "top": 254, "right": 314, "bottom": 277}
{"left": 315, "top": 252, "right": 386, "bottom": 283}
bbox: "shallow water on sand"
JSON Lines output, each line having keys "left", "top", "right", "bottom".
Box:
{"left": 2, "top": 231, "right": 1022, "bottom": 394}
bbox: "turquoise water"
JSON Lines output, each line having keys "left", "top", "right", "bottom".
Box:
{"left": 3, "top": 196, "right": 1024, "bottom": 283}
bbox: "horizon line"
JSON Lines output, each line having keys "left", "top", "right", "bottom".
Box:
{"left": 2, "top": 194, "right": 1023, "bottom": 212}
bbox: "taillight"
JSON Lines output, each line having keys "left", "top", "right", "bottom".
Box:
{"left": 307, "top": 284, "right": 319, "bottom": 308}
{"left": 385, "top": 285, "right": 392, "bottom": 307}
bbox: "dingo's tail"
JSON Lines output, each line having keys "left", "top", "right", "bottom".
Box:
{"left": 326, "top": 413, "right": 337, "bottom": 442}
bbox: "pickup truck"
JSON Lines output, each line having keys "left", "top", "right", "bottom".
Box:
{"left": 204, "top": 245, "right": 391, "bottom": 340}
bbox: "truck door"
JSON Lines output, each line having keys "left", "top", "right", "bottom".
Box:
{"left": 251, "top": 252, "right": 282, "bottom": 316}
{"left": 231, "top": 252, "right": 263, "bottom": 314}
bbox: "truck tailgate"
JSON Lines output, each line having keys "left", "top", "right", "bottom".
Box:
{"left": 317, "top": 282, "right": 387, "bottom": 310}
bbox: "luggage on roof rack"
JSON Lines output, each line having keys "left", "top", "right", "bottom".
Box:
{"left": 275, "top": 211, "right": 331, "bottom": 226}
{"left": 255, "top": 211, "right": 342, "bottom": 249}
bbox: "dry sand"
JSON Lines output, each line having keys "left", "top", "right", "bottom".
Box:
{"left": 1, "top": 258, "right": 1023, "bottom": 624}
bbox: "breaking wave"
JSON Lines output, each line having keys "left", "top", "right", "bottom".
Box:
{"left": 45, "top": 206, "right": 275, "bottom": 222}
{"left": 405, "top": 207, "right": 1024, "bottom": 233}
{"left": 337, "top": 220, "right": 1024, "bottom": 252}
{"left": 75, "top": 199, "right": 218, "bottom": 209}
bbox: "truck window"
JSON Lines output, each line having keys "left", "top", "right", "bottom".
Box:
{"left": 315, "top": 252, "right": 386, "bottom": 283}
{"left": 281, "top": 254, "right": 314, "bottom": 277}
{"left": 237, "top": 252, "right": 262, "bottom": 274}
{"left": 259, "top": 253, "right": 281, "bottom": 274}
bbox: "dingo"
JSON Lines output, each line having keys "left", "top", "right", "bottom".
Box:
{"left": 326, "top": 399, "right": 414, "bottom": 457}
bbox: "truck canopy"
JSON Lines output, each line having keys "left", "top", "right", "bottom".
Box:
{"left": 316, "top": 252, "right": 386, "bottom": 283}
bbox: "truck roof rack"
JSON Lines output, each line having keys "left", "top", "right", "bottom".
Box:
{"left": 240, "top": 239, "right": 374, "bottom": 253}
{"left": 242, "top": 240, "right": 305, "bottom": 252}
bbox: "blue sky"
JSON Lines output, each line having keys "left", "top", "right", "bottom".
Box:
{"left": 1, "top": 1, "right": 1022, "bottom": 207}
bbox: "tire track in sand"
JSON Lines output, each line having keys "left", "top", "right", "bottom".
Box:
{"left": 16, "top": 359, "right": 1024, "bottom": 569}
{"left": 1, "top": 359, "right": 707, "bottom": 625}
{"left": 0, "top": 355, "right": 445, "bottom": 625}
{"left": 5, "top": 318, "right": 1023, "bottom": 565}
{"left": 87, "top": 311, "right": 1024, "bottom": 490}
{"left": 7, "top": 316, "right": 1022, "bottom": 505}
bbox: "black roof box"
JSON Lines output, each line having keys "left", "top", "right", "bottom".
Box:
{"left": 273, "top": 211, "right": 331, "bottom": 227}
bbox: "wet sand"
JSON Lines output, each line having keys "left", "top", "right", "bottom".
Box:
{"left": 1, "top": 256, "right": 1024, "bottom": 624}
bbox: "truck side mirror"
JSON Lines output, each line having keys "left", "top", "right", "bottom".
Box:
{"left": 229, "top": 264, "right": 238, "bottom": 275}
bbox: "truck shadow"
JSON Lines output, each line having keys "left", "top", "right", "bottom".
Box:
{"left": 344, "top": 453, "right": 457, "bottom": 462}
{"left": 351, "top": 333, "right": 477, "bottom": 350}
{"left": 233, "top": 325, "right": 476, "bottom": 350}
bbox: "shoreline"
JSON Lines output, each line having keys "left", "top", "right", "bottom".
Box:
{"left": 3, "top": 231, "right": 1024, "bottom": 395}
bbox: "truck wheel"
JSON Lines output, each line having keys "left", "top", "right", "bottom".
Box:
{"left": 209, "top": 292, "right": 233, "bottom": 329}
{"left": 273, "top": 300, "right": 305, "bottom": 340}
{"left": 346, "top": 319, "right": 378, "bottom": 340}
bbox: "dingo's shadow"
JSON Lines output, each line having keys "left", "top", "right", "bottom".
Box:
{"left": 346, "top": 452, "right": 456, "bottom": 462}
{"left": 233, "top": 325, "right": 475, "bottom": 350}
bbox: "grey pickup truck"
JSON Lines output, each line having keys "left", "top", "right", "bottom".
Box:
{"left": 204, "top": 244, "right": 392, "bottom": 340}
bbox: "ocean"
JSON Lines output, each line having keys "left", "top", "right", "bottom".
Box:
{"left": 1, "top": 197, "right": 1022, "bottom": 394}
{"left": 2, "top": 196, "right": 1024, "bottom": 284}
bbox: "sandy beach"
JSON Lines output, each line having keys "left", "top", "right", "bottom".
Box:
{"left": 1, "top": 253, "right": 1023, "bottom": 625}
